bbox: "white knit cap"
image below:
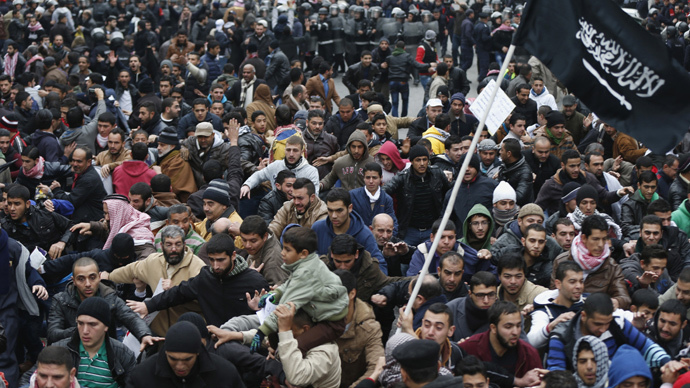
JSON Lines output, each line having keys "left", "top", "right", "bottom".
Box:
{"left": 493, "top": 181, "right": 516, "bottom": 204}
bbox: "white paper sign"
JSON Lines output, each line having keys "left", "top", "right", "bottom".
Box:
{"left": 256, "top": 300, "right": 277, "bottom": 325}
{"left": 95, "top": 166, "right": 113, "bottom": 195}
{"left": 141, "top": 279, "right": 164, "bottom": 326}
{"left": 123, "top": 331, "right": 141, "bottom": 358}
{"left": 469, "top": 79, "right": 516, "bottom": 135}
{"left": 30, "top": 247, "right": 47, "bottom": 270}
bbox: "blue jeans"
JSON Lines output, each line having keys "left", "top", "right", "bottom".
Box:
{"left": 389, "top": 80, "right": 410, "bottom": 117}
{"left": 403, "top": 227, "right": 432, "bottom": 247}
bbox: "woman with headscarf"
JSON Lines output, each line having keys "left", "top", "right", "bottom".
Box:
{"left": 572, "top": 336, "right": 609, "bottom": 388}
{"left": 246, "top": 84, "right": 276, "bottom": 134}
{"left": 71, "top": 195, "right": 155, "bottom": 259}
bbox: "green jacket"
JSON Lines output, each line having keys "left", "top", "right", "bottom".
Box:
{"left": 459, "top": 204, "right": 494, "bottom": 251}
{"left": 259, "top": 253, "right": 349, "bottom": 334}
{"left": 672, "top": 199, "right": 690, "bottom": 237}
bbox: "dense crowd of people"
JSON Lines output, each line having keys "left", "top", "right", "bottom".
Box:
{"left": 0, "top": 0, "right": 687, "bottom": 388}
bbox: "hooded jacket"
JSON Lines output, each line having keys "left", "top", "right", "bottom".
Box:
{"left": 304, "top": 127, "right": 340, "bottom": 179}
{"left": 460, "top": 204, "right": 494, "bottom": 251}
{"left": 112, "top": 160, "right": 157, "bottom": 196}
{"left": 607, "top": 345, "right": 653, "bottom": 388}
{"left": 312, "top": 210, "right": 388, "bottom": 274}
{"left": 536, "top": 168, "right": 621, "bottom": 217}
{"left": 31, "top": 130, "right": 67, "bottom": 163}
{"left": 337, "top": 298, "right": 385, "bottom": 388}
{"left": 324, "top": 111, "right": 364, "bottom": 148}
{"left": 444, "top": 173, "right": 498, "bottom": 238}
{"left": 460, "top": 329, "right": 542, "bottom": 379}
{"left": 243, "top": 155, "right": 321, "bottom": 196}
{"left": 498, "top": 154, "right": 534, "bottom": 206}
{"left": 376, "top": 141, "right": 408, "bottom": 183}
{"left": 325, "top": 244, "right": 400, "bottom": 302}
{"left": 259, "top": 253, "right": 348, "bottom": 335}
{"left": 320, "top": 131, "right": 375, "bottom": 191}
{"left": 621, "top": 190, "right": 659, "bottom": 240}
{"left": 528, "top": 289, "right": 585, "bottom": 349}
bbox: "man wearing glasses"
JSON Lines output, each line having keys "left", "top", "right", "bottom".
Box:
{"left": 447, "top": 271, "right": 499, "bottom": 342}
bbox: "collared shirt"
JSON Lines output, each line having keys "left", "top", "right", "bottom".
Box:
{"left": 78, "top": 341, "right": 117, "bottom": 388}
{"left": 319, "top": 74, "right": 329, "bottom": 96}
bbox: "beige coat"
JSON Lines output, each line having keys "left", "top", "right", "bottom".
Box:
{"left": 95, "top": 149, "right": 132, "bottom": 172}
{"left": 278, "top": 330, "right": 341, "bottom": 388}
{"left": 337, "top": 299, "right": 385, "bottom": 388}
{"left": 498, "top": 280, "right": 547, "bottom": 332}
{"left": 108, "top": 247, "right": 206, "bottom": 336}
{"left": 246, "top": 233, "right": 288, "bottom": 286}
{"left": 269, "top": 197, "right": 328, "bottom": 238}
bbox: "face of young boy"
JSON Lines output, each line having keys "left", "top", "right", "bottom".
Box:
{"left": 281, "top": 243, "right": 304, "bottom": 265}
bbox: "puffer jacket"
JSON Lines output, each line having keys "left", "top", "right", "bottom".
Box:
{"left": 182, "top": 133, "right": 232, "bottom": 188}
{"left": 304, "top": 128, "right": 340, "bottom": 179}
{"left": 497, "top": 154, "right": 534, "bottom": 206}
{"left": 47, "top": 282, "right": 152, "bottom": 344}
{"left": 260, "top": 253, "right": 348, "bottom": 334}
{"left": 268, "top": 196, "right": 329, "bottom": 239}
{"left": 551, "top": 251, "right": 631, "bottom": 309}
{"left": 386, "top": 50, "right": 431, "bottom": 82}
{"left": 0, "top": 205, "right": 72, "bottom": 252}
{"left": 491, "top": 220, "right": 563, "bottom": 266}
{"left": 336, "top": 299, "right": 385, "bottom": 388}
{"left": 384, "top": 165, "right": 452, "bottom": 239}
{"left": 320, "top": 131, "right": 374, "bottom": 191}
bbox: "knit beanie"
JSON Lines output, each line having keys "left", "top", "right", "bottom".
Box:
{"left": 160, "top": 59, "right": 173, "bottom": 70}
{"left": 450, "top": 93, "right": 466, "bottom": 105}
{"left": 138, "top": 78, "right": 154, "bottom": 94}
{"left": 493, "top": 181, "right": 516, "bottom": 204}
{"left": 546, "top": 111, "right": 566, "bottom": 128}
{"left": 367, "top": 104, "right": 383, "bottom": 114}
{"left": 477, "top": 139, "right": 499, "bottom": 151}
{"left": 177, "top": 312, "right": 209, "bottom": 338}
{"left": 561, "top": 182, "right": 581, "bottom": 203}
{"left": 158, "top": 128, "right": 179, "bottom": 145}
{"left": 203, "top": 179, "right": 231, "bottom": 206}
{"left": 518, "top": 203, "right": 544, "bottom": 219}
{"left": 165, "top": 321, "right": 202, "bottom": 353}
{"left": 460, "top": 153, "right": 481, "bottom": 171}
{"left": 77, "top": 297, "right": 111, "bottom": 327}
{"left": 576, "top": 184, "right": 599, "bottom": 205}
{"left": 407, "top": 145, "right": 429, "bottom": 162}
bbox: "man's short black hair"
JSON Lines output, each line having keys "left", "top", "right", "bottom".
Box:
{"left": 193, "top": 98, "right": 209, "bottom": 108}
{"left": 434, "top": 113, "right": 451, "bottom": 131}
{"left": 426, "top": 302, "right": 454, "bottom": 326}
{"left": 150, "top": 174, "right": 172, "bottom": 192}
{"left": 581, "top": 215, "right": 609, "bottom": 237}
{"left": 582, "top": 292, "right": 614, "bottom": 317}
{"left": 131, "top": 142, "right": 148, "bottom": 161}
{"left": 561, "top": 149, "right": 581, "bottom": 164}
{"left": 7, "top": 184, "right": 30, "bottom": 202}
{"left": 457, "top": 355, "right": 487, "bottom": 378}
{"left": 497, "top": 252, "right": 526, "bottom": 276}
{"left": 206, "top": 233, "right": 236, "bottom": 256}
{"left": 239, "top": 215, "right": 268, "bottom": 236}
{"left": 276, "top": 169, "right": 296, "bottom": 185}
{"left": 647, "top": 198, "right": 672, "bottom": 215}
{"left": 640, "top": 214, "right": 663, "bottom": 230}
{"left": 658, "top": 299, "right": 688, "bottom": 323}
{"left": 640, "top": 243, "right": 667, "bottom": 265}
{"left": 333, "top": 269, "right": 356, "bottom": 293}
{"left": 555, "top": 261, "right": 583, "bottom": 281}
{"left": 363, "top": 162, "right": 382, "bottom": 177}
{"left": 488, "top": 300, "right": 519, "bottom": 327}
{"left": 330, "top": 234, "right": 358, "bottom": 256}
{"left": 502, "top": 138, "right": 521, "bottom": 159}
{"left": 631, "top": 288, "right": 659, "bottom": 310}
{"left": 292, "top": 178, "right": 315, "bottom": 196}
{"left": 411, "top": 275, "right": 443, "bottom": 300}
{"left": 326, "top": 188, "right": 351, "bottom": 208}
{"left": 542, "top": 370, "right": 577, "bottom": 388}
{"left": 444, "top": 135, "right": 462, "bottom": 149}
{"left": 37, "top": 346, "right": 74, "bottom": 372}
{"left": 469, "top": 271, "right": 497, "bottom": 292}
{"left": 431, "top": 219, "right": 456, "bottom": 236}
{"left": 129, "top": 182, "right": 152, "bottom": 201}
{"left": 439, "top": 251, "right": 463, "bottom": 270}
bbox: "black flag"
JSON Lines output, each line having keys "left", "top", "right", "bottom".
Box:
{"left": 513, "top": 0, "right": 690, "bottom": 153}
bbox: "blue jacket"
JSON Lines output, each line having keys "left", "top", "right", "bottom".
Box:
{"left": 350, "top": 187, "right": 399, "bottom": 236}
{"left": 407, "top": 240, "right": 467, "bottom": 277}
{"left": 201, "top": 53, "right": 223, "bottom": 84}
{"left": 177, "top": 111, "right": 224, "bottom": 139}
{"left": 312, "top": 210, "right": 388, "bottom": 275}
{"left": 31, "top": 130, "right": 68, "bottom": 163}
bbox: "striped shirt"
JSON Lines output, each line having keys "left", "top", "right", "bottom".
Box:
{"left": 154, "top": 228, "right": 206, "bottom": 254}
{"left": 77, "top": 342, "right": 117, "bottom": 388}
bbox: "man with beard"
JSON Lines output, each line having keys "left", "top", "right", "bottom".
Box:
{"left": 181, "top": 122, "right": 231, "bottom": 189}
{"left": 496, "top": 253, "right": 547, "bottom": 332}
{"left": 258, "top": 170, "right": 296, "bottom": 224}
{"left": 155, "top": 128, "right": 197, "bottom": 203}
{"left": 269, "top": 178, "right": 328, "bottom": 239}
{"left": 128, "top": 182, "right": 169, "bottom": 234}
{"left": 239, "top": 215, "right": 287, "bottom": 286}
{"left": 459, "top": 301, "right": 544, "bottom": 387}
{"left": 193, "top": 179, "right": 243, "bottom": 243}
{"left": 126, "top": 233, "right": 268, "bottom": 328}
{"left": 103, "top": 225, "right": 206, "bottom": 336}
{"left": 94, "top": 128, "right": 131, "bottom": 178}
{"left": 137, "top": 101, "right": 168, "bottom": 136}
{"left": 643, "top": 300, "right": 688, "bottom": 358}
{"left": 498, "top": 138, "right": 534, "bottom": 206}
{"left": 447, "top": 271, "right": 499, "bottom": 341}
{"left": 0, "top": 128, "right": 23, "bottom": 179}
{"left": 528, "top": 261, "right": 585, "bottom": 350}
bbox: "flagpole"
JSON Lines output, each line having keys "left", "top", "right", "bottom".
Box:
{"left": 396, "top": 45, "right": 517, "bottom": 334}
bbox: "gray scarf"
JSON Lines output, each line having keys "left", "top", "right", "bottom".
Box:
{"left": 572, "top": 336, "right": 609, "bottom": 388}
{"left": 16, "top": 245, "right": 39, "bottom": 316}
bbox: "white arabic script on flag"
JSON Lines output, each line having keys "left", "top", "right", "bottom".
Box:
{"left": 575, "top": 17, "right": 666, "bottom": 109}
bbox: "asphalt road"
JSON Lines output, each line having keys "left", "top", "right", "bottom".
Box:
{"left": 332, "top": 40, "right": 480, "bottom": 139}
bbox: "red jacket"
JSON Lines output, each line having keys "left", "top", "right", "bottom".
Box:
{"left": 112, "top": 160, "right": 156, "bottom": 196}
{"left": 458, "top": 330, "right": 541, "bottom": 379}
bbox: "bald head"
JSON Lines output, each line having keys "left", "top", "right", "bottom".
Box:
{"left": 370, "top": 214, "right": 395, "bottom": 246}
{"left": 211, "top": 218, "right": 232, "bottom": 236}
